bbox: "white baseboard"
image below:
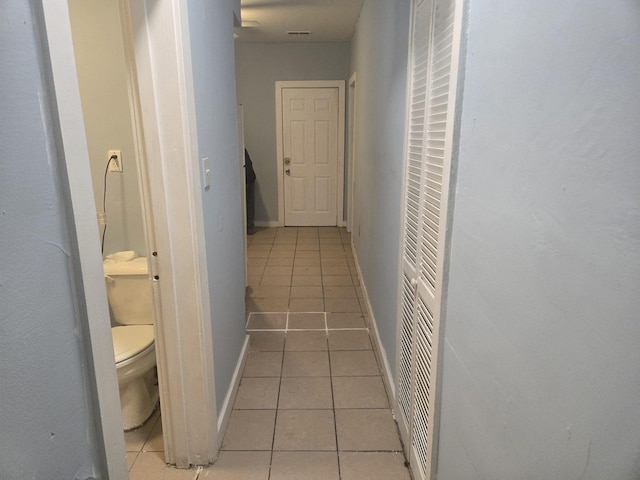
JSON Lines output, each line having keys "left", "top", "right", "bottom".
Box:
{"left": 254, "top": 220, "right": 281, "bottom": 228}
{"left": 351, "top": 244, "right": 396, "bottom": 406}
{"left": 217, "top": 335, "right": 250, "bottom": 446}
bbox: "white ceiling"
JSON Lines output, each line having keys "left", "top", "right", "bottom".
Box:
{"left": 236, "top": 0, "right": 364, "bottom": 43}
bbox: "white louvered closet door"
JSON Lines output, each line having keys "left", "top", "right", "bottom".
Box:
{"left": 396, "top": 0, "right": 463, "bottom": 478}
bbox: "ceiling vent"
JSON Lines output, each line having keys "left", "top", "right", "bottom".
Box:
{"left": 287, "top": 31, "right": 312, "bottom": 36}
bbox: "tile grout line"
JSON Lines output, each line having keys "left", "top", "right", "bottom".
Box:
{"left": 327, "top": 331, "right": 343, "bottom": 480}
{"left": 267, "top": 313, "right": 288, "bottom": 480}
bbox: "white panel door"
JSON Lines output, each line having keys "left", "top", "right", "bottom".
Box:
{"left": 282, "top": 87, "right": 339, "bottom": 226}
{"left": 396, "top": 0, "right": 464, "bottom": 479}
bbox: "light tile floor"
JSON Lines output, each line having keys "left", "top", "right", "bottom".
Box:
{"left": 125, "top": 227, "right": 411, "bottom": 479}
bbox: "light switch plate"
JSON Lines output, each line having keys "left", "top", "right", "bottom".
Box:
{"left": 202, "top": 156, "right": 210, "bottom": 189}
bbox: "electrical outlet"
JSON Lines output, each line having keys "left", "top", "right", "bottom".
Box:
{"left": 108, "top": 150, "right": 123, "bottom": 172}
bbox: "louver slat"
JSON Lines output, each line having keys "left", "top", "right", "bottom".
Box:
{"left": 401, "top": 0, "right": 431, "bottom": 266}
{"left": 398, "top": 274, "right": 416, "bottom": 429}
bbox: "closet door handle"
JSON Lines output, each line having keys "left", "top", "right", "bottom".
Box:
{"left": 285, "top": 168, "right": 291, "bottom": 176}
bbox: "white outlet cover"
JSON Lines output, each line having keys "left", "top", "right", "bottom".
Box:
{"left": 108, "top": 150, "right": 122, "bottom": 172}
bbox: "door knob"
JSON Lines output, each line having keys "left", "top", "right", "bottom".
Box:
{"left": 284, "top": 157, "right": 291, "bottom": 165}
{"left": 285, "top": 168, "right": 291, "bottom": 176}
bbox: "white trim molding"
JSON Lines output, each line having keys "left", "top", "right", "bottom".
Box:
{"left": 351, "top": 246, "right": 396, "bottom": 409}
{"left": 126, "top": 0, "right": 218, "bottom": 467}
{"left": 347, "top": 72, "right": 358, "bottom": 233}
{"left": 217, "top": 335, "right": 250, "bottom": 447}
{"left": 41, "top": 2, "right": 128, "bottom": 478}
{"left": 275, "top": 80, "right": 346, "bottom": 227}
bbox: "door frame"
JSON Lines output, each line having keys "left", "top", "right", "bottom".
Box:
{"left": 346, "top": 73, "right": 358, "bottom": 233}
{"left": 275, "top": 80, "right": 346, "bottom": 227}
{"left": 43, "top": 0, "right": 219, "bottom": 473}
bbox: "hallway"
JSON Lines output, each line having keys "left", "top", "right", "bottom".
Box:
{"left": 124, "top": 227, "right": 411, "bottom": 479}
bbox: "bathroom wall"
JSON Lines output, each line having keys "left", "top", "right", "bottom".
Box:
{"left": 0, "top": 2, "right": 104, "bottom": 478}
{"left": 235, "top": 42, "right": 352, "bottom": 224}
{"left": 186, "top": 0, "right": 248, "bottom": 417}
{"left": 348, "top": 0, "right": 411, "bottom": 380}
{"left": 68, "top": 0, "right": 147, "bottom": 257}
{"left": 436, "top": 0, "right": 640, "bottom": 477}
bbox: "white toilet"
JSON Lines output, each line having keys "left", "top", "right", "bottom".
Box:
{"left": 104, "top": 251, "right": 158, "bottom": 431}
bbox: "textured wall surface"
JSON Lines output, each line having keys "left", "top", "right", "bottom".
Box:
{"left": 0, "top": 2, "right": 103, "bottom": 479}
{"left": 348, "top": 0, "right": 411, "bottom": 379}
{"left": 187, "top": 0, "right": 248, "bottom": 415}
{"left": 235, "top": 42, "right": 351, "bottom": 223}
{"left": 437, "top": 0, "right": 640, "bottom": 478}
{"left": 68, "top": 0, "right": 146, "bottom": 257}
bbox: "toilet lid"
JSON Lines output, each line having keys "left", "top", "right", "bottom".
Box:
{"left": 112, "top": 325, "right": 154, "bottom": 363}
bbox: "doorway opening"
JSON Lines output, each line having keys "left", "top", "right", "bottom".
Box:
{"left": 67, "top": 0, "right": 163, "bottom": 458}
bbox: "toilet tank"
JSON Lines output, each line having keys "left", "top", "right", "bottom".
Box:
{"left": 103, "top": 252, "right": 153, "bottom": 325}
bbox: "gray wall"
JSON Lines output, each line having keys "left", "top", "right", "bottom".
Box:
{"left": 235, "top": 42, "right": 351, "bottom": 223}
{"left": 187, "top": 0, "right": 248, "bottom": 415}
{"left": 68, "top": 0, "right": 147, "bottom": 257}
{"left": 437, "top": 0, "right": 640, "bottom": 478}
{"left": 349, "top": 0, "right": 411, "bottom": 379}
{"left": 0, "top": 2, "right": 103, "bottom": 478}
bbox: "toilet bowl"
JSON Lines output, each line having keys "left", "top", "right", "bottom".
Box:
{"left": 112, "top": 325, "right": 158, "bottom": 430}
{"left": 104, "top": 252, "right": 158, "bottom": 431}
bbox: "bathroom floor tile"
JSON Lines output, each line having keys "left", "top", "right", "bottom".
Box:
{"left": 292, "top": 266, "right": 322, "bottom": 276}
{"left": 323, "top": 285, "right": 357, "bottom": 298}
{"left": 320, "top": 246, "right": 345, "bottom": 254}
{"left": 290, "top": 286, "right": 323, "bottom": 299}
{"left": 321, "top": 265, "right": 351, "bottom": 276}
{"left": 328, "top": 330, "right": 372, "bottom": 350}
{"left": 273, "top": 410, "right": 336, "bottom": 451}
{"left": 295, "top": 243, "right": 320, "bottom": 251}
{"left": 278, "top": 377, "right": 333, "bottom": 409}
{"left": 320, "top": 250, "right": 347, "bottom": 258}
{"left": 233, "top": 377, "right": 280, "bottom": 409}
{"left": 126, "top": 452, "right": 138, "bottom": 471}
{"left": 322, "top": 275, "right": 353, "bottom": 286}
{"left": 270, "top": 250, "right": 296, "bottom": 258}
{"left": 291, "top": 275, "right": 322, "bottom": 286}
{"left": 320, "top": 258, "right": 348, "bottom": 267}
{"left": 125, "top": 410, "right": 160, "bottom": 452}
{"left": 288, "top": 298, "right": 324, "bottom": 312}
{"left": 335, "top": 409, "right": 402, "bottom": 451}
{"left": 247, "top": 297, "right": 290, "bottom": 313}
{"left": 284, "top": 331, "right": 328, "bottom": 351}
{"left": 270, "top": 452, "right": 339, "bottom": 480}
{"left": 339, "top": 452, "right": 411, "bottom": 480}
{"left": 246, "top": 313, "right": 287, "bottom": 330}
{"left": 332, "top": 376, "right": 389, "bottom": 409}
{"left": 294, "top": 257, "right": 321, "bottom": 267}
{"left": 282, "top": 351, "right": 330, "bottom": 377}
{"left": 294, "top": 250, "right": 321, "bottom": 258}
{"left": 129, "top": 452, "right": 194, "bottom": 480}
{"left": 250, "top": 286, "right": 291, "bottom": 298}
{"left": 330, "top": 351, "right": 380, "bottom": 376}
{"left": 287, "top": 312, "right": 325, "bottom": 329}
{"left": 271, "top": 243, "right": 296, "bottom": 251}
{"left": 221, "top": 410, "right": 276, "bottom": 451}
{"left": 243, "top": 351, "right": 283, "bottom": 377}
{"left": 266, "top": 257, "right": 295, "bottom": 267}
{"left": 202, "top": 451, "right": 271, "bottom": 480}
{"left": 326, "top": 313, "right": 367, "bottom": 329}
{"left": 142, "top": 416, "right": 163, "bottom": 452}
{"left": 263, "top": 265, "right": 294, "bottom": 276}
{"left": 260, "top": 275, "right": 292, "bottom": 287}
{"left": 324, "top": 297, "right": 362, "bottom": 313}
{"left": 249, "top": 331, "right": 285, "bottom": 352}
